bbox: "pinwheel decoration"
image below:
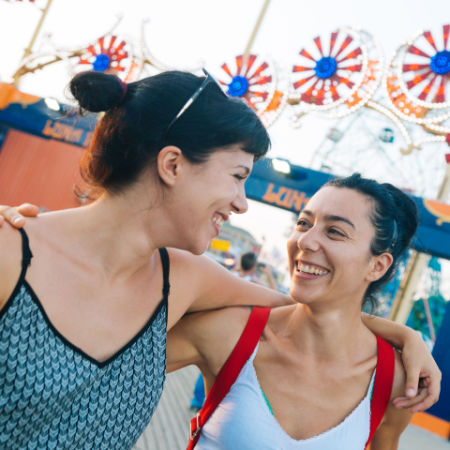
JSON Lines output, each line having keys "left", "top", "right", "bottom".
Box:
{"left": 78, "top": 35, "right": 130, "bottom": 75}
{"left": 291, "top": 29, "right": 367, "bottom": 110}
{"left": 399, "top": 24, "right": 449, "bottom": 108}
{"left": 215, "top": 54, "right": 285, "bottom": 127}
{"left": 385, "top": 24, "right": 450, "bottom": 144}
{"left": 289, "top": 28, "right": 384, "bottom": 120}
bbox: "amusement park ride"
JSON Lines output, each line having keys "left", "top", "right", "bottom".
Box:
{"left": 1, "top": 0, "right": 450, "bottom": 435}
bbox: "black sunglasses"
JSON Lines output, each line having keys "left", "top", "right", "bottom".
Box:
{"left": 164, "top": 68, "right": 226, "bottom": 138}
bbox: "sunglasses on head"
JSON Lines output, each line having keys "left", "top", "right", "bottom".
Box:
{"left": 164, "top": 68, "right": 227, "bottom": 138}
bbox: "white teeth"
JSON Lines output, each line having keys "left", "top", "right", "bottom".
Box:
{"left": 213, "top": 216, "right": 224, "bottom": 227}
{"left": 298, "top": 263, "right": 328, "bottom": 275}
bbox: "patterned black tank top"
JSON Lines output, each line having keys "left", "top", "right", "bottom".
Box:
{"left": 0, "top": 228, "right": 169, "bottom": 449}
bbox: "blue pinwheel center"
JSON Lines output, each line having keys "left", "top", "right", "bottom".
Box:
{"left": 227, "top": 76, "right": 249, "bottom": 97}
{"left": 314, "top": 56, "right": 338, "bottom": 79}
{"left": 430, "top": 50, "right": 450, "bottom": 75}
{"left": 93, "top": 54, "right": 111, "bottom": 72}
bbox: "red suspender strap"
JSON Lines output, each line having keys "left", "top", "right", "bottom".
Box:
{"left": 187, "top": 307, "right": 271, "bottom": 450}
{"left": 364, "top": 335, "right": 395, "bottom": 449}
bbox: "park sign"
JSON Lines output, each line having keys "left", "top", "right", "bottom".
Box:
{"left": 0, "top": 83, "right": 96, "bottom": 148}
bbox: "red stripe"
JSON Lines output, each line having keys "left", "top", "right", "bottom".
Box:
{"left": 443, "top": 24, "right": 450, "bottom": 49}
{"left": 408, "top": 45, "right": 431, "bottom": 58}
{"left": 235, "top": 55, "right": 243, "bottom": 76}
{"left": 334, "top": 35, "right": 353, "bottom": 59}
{"left": 248, "top": 62, "right": 268, "bottom": 81}
{"left": 292, "top": 65, "right": 314, "bottom": 73}
{"left": 435, "top": 76, "right": 446, "bottom": 103}
{"left": 187, "top": 307, "right": 271, "bottom": 449}
{"left": 406, "top": 70, "right": 433, "bottom": 89}
{"left": 418, "top": 75, "right": 438, "bottom": 101}
{"left": 299, "top": 48, "right": 316, "bottom": 62}
{"left": 314, "top": 36, "right": 324, "bottom": 56}
{"left": 244, "top": 54, "right": 257, "bottom": 77}
{"left": 365, "top": 336, "right": 395, "bottom": 448}
{"left": 402, "top": 64, "right": 432, "bottom": 73}
{"left": 329, "top": 31, "right": 339, "bottom": 56}
{"left": 423, "top": 31, "right": 438, "bottom": 52}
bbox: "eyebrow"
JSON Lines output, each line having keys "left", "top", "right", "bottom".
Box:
{"left": 301, "top": 210, "right": 355, "bottom": 229}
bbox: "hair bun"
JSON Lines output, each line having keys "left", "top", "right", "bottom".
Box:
{"left": 383, "top": 183, "right": 418, "bottom": 250}
{"left": 70, "top": 71, "right": 125, "bottom": 112}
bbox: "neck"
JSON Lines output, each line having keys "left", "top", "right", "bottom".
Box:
{"left": 42, "top": 187, "right": 177, "bottom": 280}
{"left": 285, "top": 299, "right": 373, "bottom": 362}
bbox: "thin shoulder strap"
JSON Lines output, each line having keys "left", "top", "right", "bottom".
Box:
{"left": 17, "top": 228, "right": 33, "bottom": 279}
{"left": 158, "top": 248, "right": 170, "bottom": 299}
{"left": 187, "top": 306, "right": 271, "bottom": 450}
{"left": 365, "top": 335, "right": 395, "bottom": 448}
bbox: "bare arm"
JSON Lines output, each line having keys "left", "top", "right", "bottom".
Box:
{"left": 165, "top": 248, "right": 292, "bottom": 331}
{"left": 369, "top": 404, "right": 413, "bottom": 450}
{"left": 363, "top": 313, "right": 441, "bottom": 411}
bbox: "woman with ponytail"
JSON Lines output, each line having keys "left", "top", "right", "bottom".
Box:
{"left": 0, "top": 69, "right": 440, "bottom": 449}
{"left": 168, "top": 174, "right": 428, "bottom": 450}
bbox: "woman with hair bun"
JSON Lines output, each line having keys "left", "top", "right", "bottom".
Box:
{"left": 0, "top": 69, "right": 440, "bottom": 449}
{"left": 167, "top": 174, "right": 431, "bottom": 450}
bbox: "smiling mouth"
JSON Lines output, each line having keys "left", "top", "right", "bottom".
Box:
{"left": 296, "top": 261, "right": 330, "bottom": 276}
{"left": 212, "top": 215, "right": 225, "bottom": 228}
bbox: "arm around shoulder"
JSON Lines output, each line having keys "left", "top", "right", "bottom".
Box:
{"left": 166, "top": 305, "right": 251, "bottom": 387}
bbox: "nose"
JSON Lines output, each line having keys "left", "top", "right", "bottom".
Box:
{"left": 231, "top": 184, "right": 249, "bottom": 214}
{"left": 296, "top": 226, "right": 320, "bottom": 253}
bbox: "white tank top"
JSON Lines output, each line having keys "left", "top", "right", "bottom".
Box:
{"left": 196, "top": 344, "right": 375, "bottom": 450}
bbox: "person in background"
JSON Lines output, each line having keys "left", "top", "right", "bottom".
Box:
{"left": 237, "top": 252, "right": 277, "bottom": 289}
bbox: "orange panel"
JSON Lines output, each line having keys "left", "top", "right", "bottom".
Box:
{"left": 411, "top": 412, "right": 450, "bottom": 439}
{"left": 0, "top": 129, "right": 89, "bottom": 210}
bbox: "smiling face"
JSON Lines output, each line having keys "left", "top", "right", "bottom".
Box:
{"left": 287, "top": 186, "right": 392, "bottom": 308}
{"left": 164, "top": 144, "right": 254, "bottom": 255}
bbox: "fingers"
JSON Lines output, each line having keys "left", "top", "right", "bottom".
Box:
{"left": 412, "top": 379, "right": 440, "bottom": 413}
{"left": 392, "top": 387, "right": 428, "bottom": 410}
{"left": 393, "top": 378, "right": 440, "bottom": 412}
{"left": 16, "top": 203, "right": 40, "bottom": 216}
{"left": 0, "top": 206, "right": 25, "bottom": 228}
{"left": 403, "top": 364, "right": 419, "bottom": 399}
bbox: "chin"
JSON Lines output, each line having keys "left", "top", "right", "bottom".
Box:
{"left": 187, "top": 239, "right": 210, "bottom": 256}
{"left": 289, "top": 284, "right": 317, "bottom": 306}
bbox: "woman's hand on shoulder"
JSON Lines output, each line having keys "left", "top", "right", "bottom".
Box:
{"left": 392, "top": 329, "right": 441, "bottom": 412}
{"left": 0, "top": 204, "right": 39, "bottom": 228}
{"left": 0, "top": 224, "right": 25, "bottom": 310}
